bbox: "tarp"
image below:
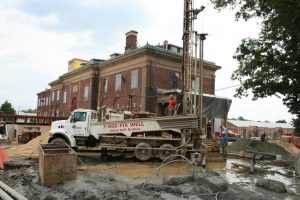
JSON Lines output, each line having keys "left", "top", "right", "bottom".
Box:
{"left": 157, "top": 88, "right": 232, "bottom": 119}
{"left": 202, "top": 93, "right": 232, "bottom": 119}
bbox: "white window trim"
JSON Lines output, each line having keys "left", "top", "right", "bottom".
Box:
{"left": 115, "top": 74, "right": 122, "bottom": 91}
{"left": 131, "top": 70, "right": 138, "bottom": 89}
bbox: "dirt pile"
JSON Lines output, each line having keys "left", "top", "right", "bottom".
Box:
{"left": 6, "top": 133, "right": 49, "bottom": 158}
{"left": 228, "top": 139, "right": 296, "bottom": 160}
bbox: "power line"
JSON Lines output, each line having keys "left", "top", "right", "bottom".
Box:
{"left": 215, "top": 84, "right": 240, "bottom": 91}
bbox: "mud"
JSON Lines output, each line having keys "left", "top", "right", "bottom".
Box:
{"left": 1, "top": 156, "right": 300, "bottom": 200}
{"left": 1, "top": 139, "right": 300, "bottom": 200}
{"left": 228, "top": 139, "right": 298, "bottom": 160}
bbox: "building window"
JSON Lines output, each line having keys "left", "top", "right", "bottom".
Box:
{"left": 131, "top": 70, "right": 138, "bottom": 89}
{"left": 103, "top": 78, "right": 108, "bottom": 93}
{"left": 171, "top": 72, "right": 179, "bottom": 89}
{"left": 52, "top": 91, "right": 55, "bottom": 101}
{"left": 72, "top": 85, "right": 78, "bottom": 92}
{"left": 84, "top": 86, "right": 89, "bottom": 101}
{"left": 115, "top": 74, "right": 122, "bottom": 91}
{"left": 63, "top": 91, "right": 67, "bottom": 103}
{"left": 57, "top": 90, "right": 60, "bottom": 101}
{"left": 46, "top": 97, "right": 48, "bottom": 105}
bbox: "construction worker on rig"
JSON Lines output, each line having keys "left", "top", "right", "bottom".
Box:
{"left": 167, "top": 94, "right": 176, "bottom": 116}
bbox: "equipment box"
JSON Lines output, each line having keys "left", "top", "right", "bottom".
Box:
{"left": 39, "top": 143, "right": 77, "bottom": 186}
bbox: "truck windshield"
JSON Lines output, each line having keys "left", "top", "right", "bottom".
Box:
{"left": 71, "top": 112, "right": 86, "bottom": 122}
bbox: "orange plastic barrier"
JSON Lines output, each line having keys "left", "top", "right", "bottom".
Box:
{"left": 0, "top": 147, "right": 10, "bottom": 169}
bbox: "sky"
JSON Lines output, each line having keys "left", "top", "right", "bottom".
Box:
{"left": 0, "top": 0, "right": 295, "bottom": 122}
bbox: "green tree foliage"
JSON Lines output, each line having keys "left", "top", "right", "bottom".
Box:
{"left": 210, "top": 0, "right": 300, "bottom": 132}
{"left": 276, "top": 119, "right": 287, "bottom": 123}
{"left": 21, "top": 108, "right": 37, "bottom": 113}
{"left": 237, "top": 116, "right": 248, "bottom": 121}
{"left": 0, "top": 101, "right": 16, "bottom": 114}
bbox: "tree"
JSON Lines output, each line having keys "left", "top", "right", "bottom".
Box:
{"left": 21, "top": 108, "right": 37, "bottom": 113}
{"left": 0, "top": 101, "right": 16, "bottom": 114}
{"left": 210, "top": 0, "right": 300, "bottom": 133}
{"left": 237, "top": 116, "right": 248, "bottom": 121}
{"left": 276, "top": 119, "right": 287, "bottom": 123}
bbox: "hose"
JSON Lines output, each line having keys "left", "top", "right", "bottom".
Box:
{"left": 142, "top": 155, "right": 195, "bottom": 189}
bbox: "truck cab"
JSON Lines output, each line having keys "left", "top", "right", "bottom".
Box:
{"left": 48, "top": 109, "right": 97, "bottom": 147}
{"left": 48, "top": 108, "right": 131, "bottom": 147}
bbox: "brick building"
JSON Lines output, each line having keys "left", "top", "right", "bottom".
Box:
{"left": 37, "top": 30, "right": 221, "bottom": 117}
{"left": 227, "top": 120, "right": 294, "bottom": 139}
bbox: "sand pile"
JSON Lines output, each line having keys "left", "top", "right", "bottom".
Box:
{"left": 228, "top": 139, "right": 297, "bottom": 160}
{"left": 6, "top": 133, "right": 50, "bottom": 158}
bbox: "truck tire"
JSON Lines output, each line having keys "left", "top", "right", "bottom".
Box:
{"left": 135, "top": 142, "right": 152, "bottom": 161}
{"left": 50, "top": 137, "right": 68, "bottom": 145}
{"left": 158, "top": 143, "right": 176, "bottom": 161}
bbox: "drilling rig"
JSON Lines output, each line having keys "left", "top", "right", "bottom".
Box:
{"left": 182, "top": 0, "right": 206, "bottom": 149}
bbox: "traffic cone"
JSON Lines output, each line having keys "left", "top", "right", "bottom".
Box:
{"left": 0, "top": 147, "right": 10, "bottom": 169}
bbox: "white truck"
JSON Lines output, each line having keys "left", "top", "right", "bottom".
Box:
{"left": 48, "top": 108, "right": 199, "bottom": 161}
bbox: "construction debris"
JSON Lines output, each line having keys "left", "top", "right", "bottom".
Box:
{"left": 256, "top": 179, "right": 287, "bottom": 193}
{"left": 228, "top": 139, "right": 298, "bottom": 161}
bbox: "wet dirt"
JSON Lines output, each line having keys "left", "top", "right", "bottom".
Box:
{"left": 1, "top": 156, "right": 300, "bottom": 200}
{"left": 228, "top": 139, "right": 299, "bottom": 161}
{"left": 1, "top": 139, "right": 300, "bottom": 200}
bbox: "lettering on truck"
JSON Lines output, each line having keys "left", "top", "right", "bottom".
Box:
{"left": 104, "top": 122, "right": 144, "bottom": 133}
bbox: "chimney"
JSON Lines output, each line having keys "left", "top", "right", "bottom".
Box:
{"left": 125, "top": 30, "right": 138, "bottom": 53}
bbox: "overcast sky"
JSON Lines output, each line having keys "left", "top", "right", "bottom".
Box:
{"left": 0, "top": 0, "right": 294, "bottom": 122}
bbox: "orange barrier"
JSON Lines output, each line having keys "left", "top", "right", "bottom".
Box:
{"left": 0, "top": 147, "right": 10, "bottom": 169}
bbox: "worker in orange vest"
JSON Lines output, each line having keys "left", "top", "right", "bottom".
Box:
{"left": 167, "top": 95, "right": 176, "bottom": 116}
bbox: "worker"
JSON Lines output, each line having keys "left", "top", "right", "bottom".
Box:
{"left": 206, "top": 120, "right": 212, "bottom": 139}
{"left": 220, "top": 129, "right": 228, "bottom": 155}
{"left": 250, "top": 154, "right": 256, "bottom": 173}
{"left": 175, "top": 91, "right": 183, "bottom": 115}
{"left": 260, "top": 132, "right": 267, "bottom": 142}
{"left": 168, "top": 95, "right": 176, "bottom": 116}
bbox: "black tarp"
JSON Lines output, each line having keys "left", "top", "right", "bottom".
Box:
{"left": 157, "top": 88, "right": 232, "bottom": 119}
{"left": 202, "top": 94, "right": 232, "bottom": 119}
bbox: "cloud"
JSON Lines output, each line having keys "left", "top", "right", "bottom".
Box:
{"left": 0, "top": 1, "right": 95, "bottom": 108}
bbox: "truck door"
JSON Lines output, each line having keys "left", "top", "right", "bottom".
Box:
{"left": 69, "top": 111, "right": 89, "bottom": 136}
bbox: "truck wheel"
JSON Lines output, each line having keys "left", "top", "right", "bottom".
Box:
{"left": 135, "top": 142, "right": 152, "bottom": 161}
{"left": 158, "top": 143, "right": 176, "bottom": 161}
{"left": 50, "top": 138, "right": 68, "bottom": 145}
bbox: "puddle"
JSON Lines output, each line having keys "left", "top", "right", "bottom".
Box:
{"left": 82, "top": 157, "right": 300, "bottom": 199}
{"left": 84, "top": 161, "right": 194, "bottom": 184}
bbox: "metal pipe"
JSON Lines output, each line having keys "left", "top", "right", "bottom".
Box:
{"left": 193, "top": 33, "right": 198, "bottom": 114}
{"left": 198, "top": 33, "right": 207, "bottom": 136}
{"left": 0, "top": 180, "right": 27, "bottom": 200}
{"left": 0, "top": 187, "right": 14, "bottom": 200}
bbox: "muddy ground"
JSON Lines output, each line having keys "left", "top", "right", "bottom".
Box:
{"left": 1, "top": 155, "right": 300, "bottom": 200}
{"left": 1, "top": 138, "right": 300, "bottom": 200}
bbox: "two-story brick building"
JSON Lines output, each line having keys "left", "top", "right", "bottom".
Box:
{"left": 37, "top": 30, "right": 221, "bottom": 117}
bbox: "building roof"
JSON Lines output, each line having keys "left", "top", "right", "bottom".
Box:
{"left": 228, "top": 120, "right": 294, "bottom": 129}
{"left": 47, "top": 42, "right": 221, "bottom": 87}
